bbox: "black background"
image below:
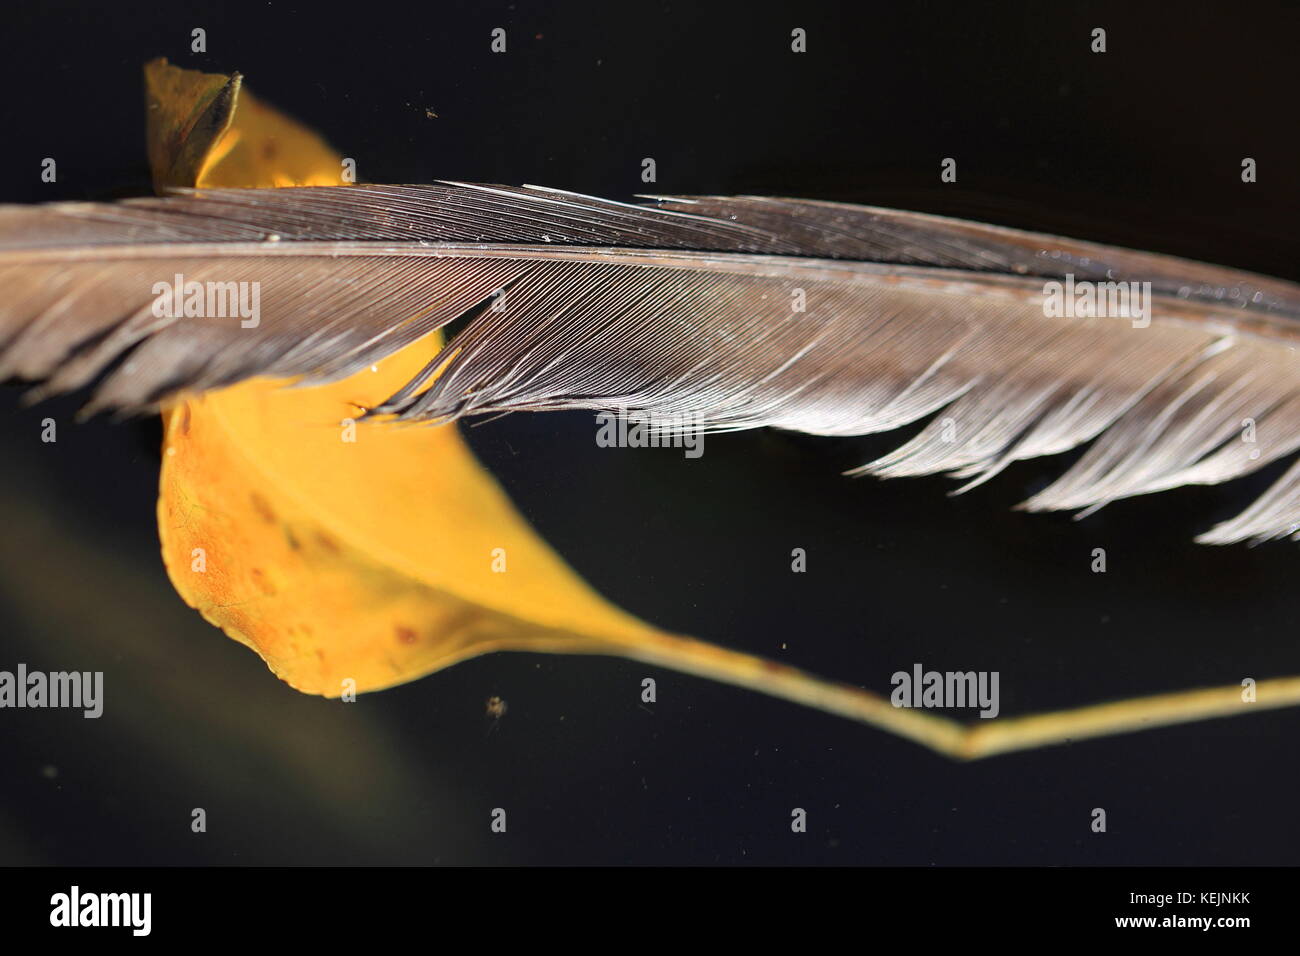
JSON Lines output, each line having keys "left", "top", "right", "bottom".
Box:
{"left": 0, "top": 0, "right": 1296, "bottom": 866}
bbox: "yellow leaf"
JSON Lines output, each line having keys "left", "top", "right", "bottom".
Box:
{"left": 147, "top": 61, "right": 1300, "bottom": 758}
{"left": 158, "top": 340, "right": 670, "bottom": 693}
{"left": 149, "top": 59, "right": 672, "bottom": 694}
{"left": 145, "top": 60, "right": 951, "bottom": 743}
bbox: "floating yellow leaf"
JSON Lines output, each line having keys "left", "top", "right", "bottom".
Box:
{"left": 147, "top": 60, "right": 1300, "bottom": 758}
{"left": 159, "top": 338, "right": 672, "bottom": 692}
{"left": 150, "top": 60, "right": 676, "bottom": 694}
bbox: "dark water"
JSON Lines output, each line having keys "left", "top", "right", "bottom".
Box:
{"left": 0, "top": 0, "right": 1296, "bottom": 865}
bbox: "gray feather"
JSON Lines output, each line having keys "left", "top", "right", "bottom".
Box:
{"left": 0, "top": 182, "right": 1296, "bottom": 543}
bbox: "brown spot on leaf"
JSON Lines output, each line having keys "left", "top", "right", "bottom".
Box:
{"left": 249, "top": 492, "right": 277, "bottom": 524}
{"left": 250, "top": 567, "right": 276, "bottom": 596}
{"left": 396, "top": 626, "right": 418, "bottom": 645}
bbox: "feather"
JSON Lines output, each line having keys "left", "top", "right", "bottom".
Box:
{"left": 0, "top": 182, "right": 1297, "bottom": 543}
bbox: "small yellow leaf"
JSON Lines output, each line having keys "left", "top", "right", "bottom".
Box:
{"left": 150, "top": 59, "right": 673, "bottom": 696}
{"left": 146, "top": 61, "right": 1300, "bottom": 758}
